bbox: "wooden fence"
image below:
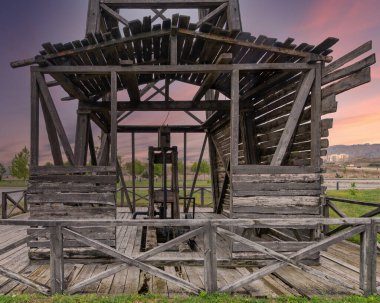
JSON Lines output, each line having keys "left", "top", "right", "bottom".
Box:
{"left": 0, "top": 217, "right": 377, "bottom": 296}
{"left": 1, "top": 190, "right": 27, "bottom": 219}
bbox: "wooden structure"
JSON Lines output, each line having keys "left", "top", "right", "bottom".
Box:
{"left": 8, "top": 0, "right": 377, "bottom": 293}
{"left": 0, "top": 212, "right": 378, "bottom": 296}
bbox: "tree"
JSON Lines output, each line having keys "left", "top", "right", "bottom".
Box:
{"left": 124, "top": 159, "right": 146, "bottom": 176}
{"left": 154, "top": 163, "right": 163, "bottom": 177}
{"left": 10, "top": 147, "right": 30, "bottom": 181}
{"left": 177, "top": 159, "right": 184, "bottom": 175}
{"left": 0, "top": 163, "right": 6, "bottom": 181}
{"left": 191, "top": 160, "right": 210, "bottom": 180}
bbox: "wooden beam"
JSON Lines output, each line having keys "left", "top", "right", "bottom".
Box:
{"left": 40, "top": 94, "right": 64, "bottom": 165}
{"left": 219, "top": 225, "right": 366, "bottom": 293}
{"left": 270, "top": 70, "right": 315, "bottom": 166}
{"left": 118, "top": 125, "right": 204, "bottom": 133}
{"left": 88, "top": 122, "right": 97, "bottom": 166}
{"left": 230, "top": 69, "right": 239, "bottom": 167}
{"left": 30, "top": 71, "right": 39, "bottom": 167}
{"left": 196, "top": 3, "right": 227, "bottom": 28}
{"left": 110, "top": 72, "right": 117, "bottom": 165}
{"left": 310, "top": 63, "right": 322, "bottom": 168}
{"left": 50, "top": 225, "right": 64, "bottom": 294}
{"left": 86, "top": 0, "right": 100, "bottom": 34}
{"left": 32, "top": 63, "right": 317, "bottom": 74}
{"left": 151, "top": 8, "right": 168, "bottom": 22}
{"left": 324, "top": 41, "right": 372, "bottom": 75}
{"left": 193, "top": 53, "right": 232, "bottom": 102}
{"left": 36, "top": 72, "right": 75, "bottom": 165}
{"left": 178, "top": 29, "right": 331, "bottom": 62}
{"left": 226, "top": 0, "right": 242, "bottom": 31}
{"left": 81, "top": 100, "right": 231, "bottom": 111}
{"left": 102, "top": 0, "right": 226, "bottom": 8}
{"left": 100, "top": 3, "right": 129, "bottom": 26}
{"left": 63, "top": 227, "right": 202, "bottom": 294}
{"left": 360, "top": 221, "right": 377, "bottom": 295}
{"left": 74, "top": 113, "right": 89, "bottom": 166}
{"left": 203, "top": 222, "right": 217, "bottom": 292}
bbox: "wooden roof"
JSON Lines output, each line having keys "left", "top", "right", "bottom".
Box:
{"left": 11, "top": 14, "right": 338, "bottom": 103}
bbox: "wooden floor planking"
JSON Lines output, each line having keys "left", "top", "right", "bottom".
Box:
{"left": 0, "top": 209, "right": 378, "bottom": 296}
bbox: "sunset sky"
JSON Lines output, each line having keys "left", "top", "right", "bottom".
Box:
{"left": 0, "top": 0, "right": 379, "bottom": 165}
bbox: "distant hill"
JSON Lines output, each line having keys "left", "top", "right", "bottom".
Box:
{"left": 327, "top": 144, "right": 380, "bottom": 159}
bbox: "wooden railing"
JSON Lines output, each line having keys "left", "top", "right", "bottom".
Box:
{"left": 0, "top": 217, "right": 377, "bottom": 296}
{"left": 1, "top": 190, "right": 27, "bottom": 219}
{"left": 323, "top": 196, "right": 380, "bottom": 236}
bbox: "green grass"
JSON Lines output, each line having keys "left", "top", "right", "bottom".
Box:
{"left": 326, "top": 188, "right": 380, "bottom": 244}
{"left": 0, "top": 180, "right": 27, "bottom": 187}
{"left": 0, "top": 294, "right": 379, "bottom": 303}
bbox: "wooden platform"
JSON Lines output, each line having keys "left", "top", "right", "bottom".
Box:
{"left": 0, "top": 209, "right": 378, "bottom": 297}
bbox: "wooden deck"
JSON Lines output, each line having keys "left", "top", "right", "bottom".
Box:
{"left": 0, "top": 208, "right": 378, "bottom": 297}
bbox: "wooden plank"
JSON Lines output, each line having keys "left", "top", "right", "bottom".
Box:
{"left": 232, "top": 165, "right": 318, "bottom": 174}
{"left": 49, "top": 226, "right": 64, "bottom": 294}
{"left": 360, "top": 221, "right": 377, "bottom": 295}
{"left": 100, "top": 3, "right": 129, "bottom": 26}
{"left": 27, "top": 192, "right": 115, "bottom": 204}
{"left": 30, "top": 71, "right": 39, "bottom": 167}
{"left": 230, "top": 69, "right": 239, "bottom": 168}
{"left": 86, "top": 0, "right": 100, "bottom": 33}
{"left": 226, "top": 0, "right": 242, "bottom": 31}
{"left": 110, "top": 72, "right": 117, "bottom": 165}
{"left": 35, "top": 72, "right": 75, "bottom": 165}
{"left": 74, "top": 113, "right": 89, "bottom": 166}
{"left": 324, "top": 41, "right": 372, "bottom": 75}
{"left": 311, "top": 62, "right": 321, "bottom": 168}
{"left": 40, "top": 95, "right": 64, "bottom": 165}
{"left": 322, "top": 67, "right": 371, "bottom": 98}
{"left": 271, "top": 69, "right": 315, "bottom": 166}
{"left": 203, "top": 223, "right": 217, "bottom": 292}
{"left": 196, "top": 3, "right": 227, "bottom": 28}
{"left": 30, "top": 165, "right": 115, "bottom": 175}
{"left": 322, "top": 54, "right": 375, "bottom": 85}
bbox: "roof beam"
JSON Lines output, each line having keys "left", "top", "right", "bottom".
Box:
{"left": 192, "top": 53, "right": 232, "bottom": 103}
{"left": 80, "top": 100, "right": 231, "bottom": 111}
{"left": 117, "top": 125, "right": 205, "bottom": 133}
{"left": 102, "top": 0, "right": 226, "bottom": 8}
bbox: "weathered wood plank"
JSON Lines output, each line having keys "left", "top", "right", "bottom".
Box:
{"left": 271, "top": 69, "right": 315, "bottom": 166}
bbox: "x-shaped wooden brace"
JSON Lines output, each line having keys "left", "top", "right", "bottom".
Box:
{"left": 63, "top": 226, "right": 204, "bottom": 294}
{"left": 217, "top": 225, "right": 365, "bottom": 293}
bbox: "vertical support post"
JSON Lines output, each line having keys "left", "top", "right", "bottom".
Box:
{"left": 183, "top": 132, "right": 187, "bottom": 205}
{"left": 311, "top": 64, "right": 322, "bottom": 168}
{"left": 2, "top": 193, "right": 7, "bottom": 219}
{"left": 203, "top": 221, "right": 217, "bottom": 292}
{"left": 200, "top": 187, "right": 205, "bottom": 207}
{"left": 230, "top": 69, "right": 239, "bottom": 215}
{"left": 110, "top": 72, "right": 117, "bottom": 166}
{"left": 86, "top": 0, "right": 101, "bottom": 34}
{"left": 74, "top": 111, "right": 90, "bottom": 166}
{"left": 360, "top": 220, "right": 377, "bottom": 295}
{"left": 131, "top": 131, "right": 136, "bottom": 208}
{"left": 30, "top": 70, "right": 39, "bottom": 167}
{"left": 322, "top": 196, "right": 330, "bottom": 235}
{"left": 50, "top": 225, "right": 64, "bottom": 294}
{"left": 230, "top": 69, "right": 239, "bottom": 168}
{"left": 227, "top": 0, "right": 242, "bottom": 31}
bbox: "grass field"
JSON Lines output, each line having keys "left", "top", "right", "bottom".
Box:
{"left": 0, "top": 294, "right": 379, "bottom": 303}
{"left": 0, "top": 180, "right": 27, "bottom": 187}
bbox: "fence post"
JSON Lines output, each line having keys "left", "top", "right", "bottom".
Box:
{"left": 322, "top": 196, "right": 329, "bottom": 235}
{"left": 23, "top": 191, "right": 28, "bottom": 212}
{"left": 360, "top": 220, "right": 377, "bottom": 295}
{"left": 50, "top": 224, "right": 64, "bottom": 294}
{"left": 2, "top": 193, "right": 7, "bottom": 219}
{"left": 200, "top": 187, "right": 205, "bottom": 207}
{"left": 203, "top": 221, "right": 217, "bottom": 292}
